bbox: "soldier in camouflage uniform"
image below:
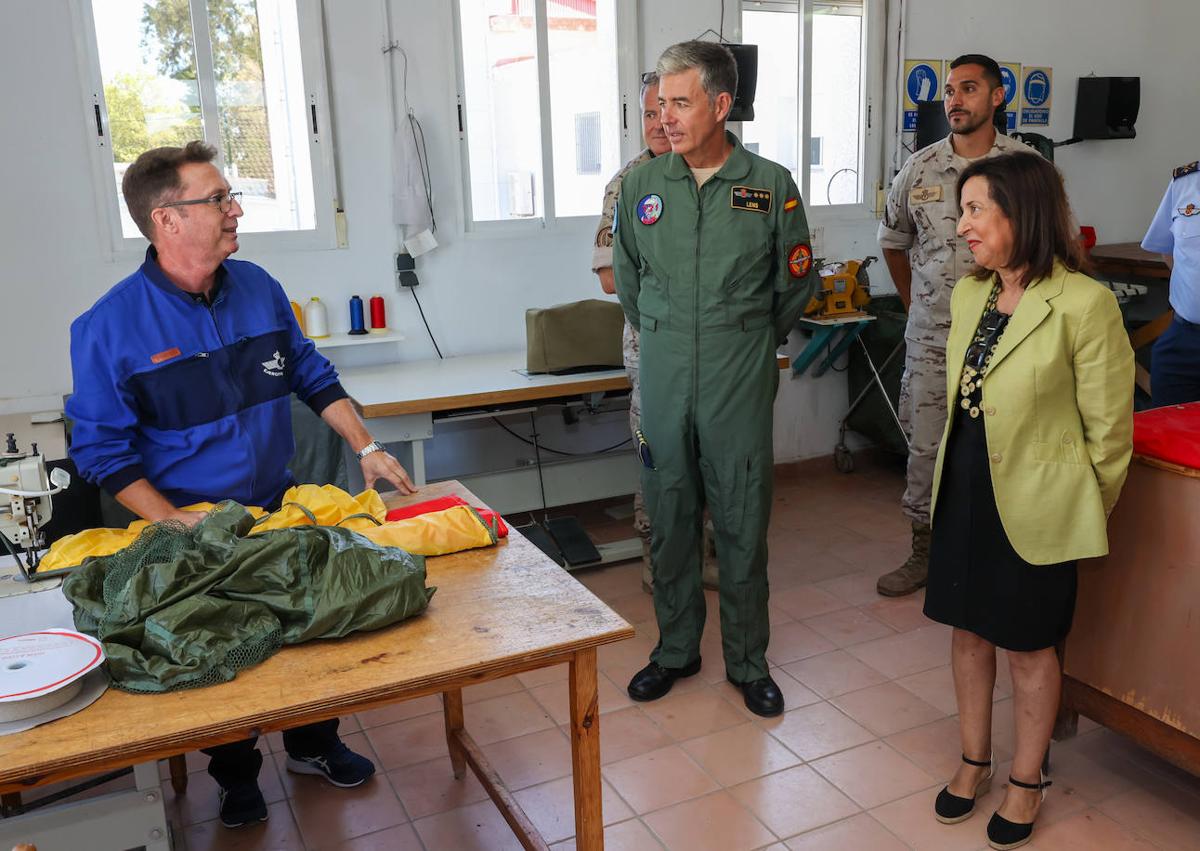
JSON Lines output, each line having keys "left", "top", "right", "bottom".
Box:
{"left": 877, "top": 54, "right": 1035, "bottom": 597}
{"left": 594, "top": 72, "right": 719, "bottom": 594}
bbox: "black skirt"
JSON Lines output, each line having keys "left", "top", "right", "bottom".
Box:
{"left": 923, "top": 405, "right": 1077, "bottom": 651}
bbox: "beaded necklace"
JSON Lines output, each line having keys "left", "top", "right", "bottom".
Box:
{"left": 959, "top": 281, "right": 1010, "bottom": 418}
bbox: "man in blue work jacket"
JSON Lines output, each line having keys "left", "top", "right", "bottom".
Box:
{"left": 66, "top": 141, "right": 416, "bottom": 828}
{"left": 613, "top": 41, "right": 818, "bottom": 717}
{"left": 1143, "top": 159, "right": 1200, "bottom": 405}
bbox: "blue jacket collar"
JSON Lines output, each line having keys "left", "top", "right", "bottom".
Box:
{"left": 142, "top": 246, "right": 229, "bottom": 305}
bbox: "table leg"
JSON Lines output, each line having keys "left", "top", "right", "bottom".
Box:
{"left": 569, "top": 648, "right": 602, "bottom": 851}
{"left": 443, "top": 689, "right": 467, "bottom": 780}
{"left": 167, "top": 755, "right": 188, "bottom": 795}
{"left": 1, "top": 791, "right": 22, "bottom": 817}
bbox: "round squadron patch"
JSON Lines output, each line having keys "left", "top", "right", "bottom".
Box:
{"left": 637, "top": 194, "right": 663, "bottom": 225}
{"left": 788, "top": 243, "right": 813, "bottom": 278}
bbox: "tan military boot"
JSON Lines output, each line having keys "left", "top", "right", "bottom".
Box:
{"left": 876, "top": 522, "right": 930, "bottom": 597}
{"left": 641, "top": 540, "right": 654, "bottom": 595}
{"left": 701, "top": 519, "right": 719, "bottom": 591}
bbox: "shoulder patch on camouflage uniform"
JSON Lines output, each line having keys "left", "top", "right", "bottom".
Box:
{"left": 1173, "top": 161, "right": 1199, "bottom": 180}
{"left": 731, "top": 186, "right": 772, "bottom": 213}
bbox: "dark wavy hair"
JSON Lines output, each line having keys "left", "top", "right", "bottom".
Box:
{"left": 955, "top": 152, "right": 1090, "bottom": 287}
{"left": 121, "top": 140, "right": 218, "bottom": 240}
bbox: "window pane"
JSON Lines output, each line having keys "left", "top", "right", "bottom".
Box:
{"left": 210, "top": 0, "right": 316, "bottom": 232}
{"left": 459, "top": 0, "right": 544, "bottom": 221}
{"left": 93, "top": 0, "right": 204, "bottom": 239}
{"left": 547, "top": 0, "right": 620, "bottom": 218}
{"left": 740, "top": 9, "right": 799, "bottom": 183}
{"left": 809, "top": 6, "right": 864, "bottom": 206}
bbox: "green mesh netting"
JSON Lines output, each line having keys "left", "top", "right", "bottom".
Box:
{"left": 63, "top": 501, "right": 435, "bottom": 693}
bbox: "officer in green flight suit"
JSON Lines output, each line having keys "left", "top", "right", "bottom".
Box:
{"left": 613, "top": 40, "right": 818, "bottom": 717}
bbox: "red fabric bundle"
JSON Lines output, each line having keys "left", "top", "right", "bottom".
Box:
{"left": 1132, "top": 402, "right": 1200, "bottom": 470}
{"left": 385, "top": 496, "right": 509, "bottom": 537}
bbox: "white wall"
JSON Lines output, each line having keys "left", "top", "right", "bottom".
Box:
{"left": 886, "top": 0, "right": 1195, "bottom": 243}
{"left": 3, "top": 0, "right": 1189, "bottom": 468}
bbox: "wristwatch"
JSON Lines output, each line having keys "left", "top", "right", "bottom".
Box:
{"left": 355, "top": 440, "right": 385, "bottom": 460}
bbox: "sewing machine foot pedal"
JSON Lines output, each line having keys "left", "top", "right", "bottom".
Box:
{"left": 544, "top": 516, "right": 601, "bottom": 566}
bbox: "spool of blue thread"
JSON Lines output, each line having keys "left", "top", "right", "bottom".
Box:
{"left": 348, "top": 295, "right": 368, "bottom": 335}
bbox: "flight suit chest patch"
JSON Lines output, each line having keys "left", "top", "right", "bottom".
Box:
{"left": 731, "top": 186, "right": 772, "bottom": 214}
{"left": 909, "top": 185, "right": 943, "bottom": 205}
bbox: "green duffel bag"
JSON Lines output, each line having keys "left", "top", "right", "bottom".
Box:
{"left": 526, "top": 298, "right": 624, "bottom": 374}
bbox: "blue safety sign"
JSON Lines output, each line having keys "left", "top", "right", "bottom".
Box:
{"left": 906, "top": 63, "right": 939, "bottom": 105}
{"left": 1001, "top": 67, "right": 1018, "bottom": 106}
{"left": 1020, "top": 67, "right": 1052, "bottom": 127}
{"left": 1024, "top": 70, "right": 1050, "bottom": 106}
{"left": 903, "top": 61, "right": 940, "bottom": 131}
{"left": 1000, "top": 65, "right": 1019, "bottom": 131}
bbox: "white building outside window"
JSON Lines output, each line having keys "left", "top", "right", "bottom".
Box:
{"left": 741, "top": 0, "right": 882, "bottom": 212}
{"left": 454, "top": 0, "right": 638, "bottom": 229}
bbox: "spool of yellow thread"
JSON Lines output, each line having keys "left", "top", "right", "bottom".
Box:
{"left": 290, "top": 300, "right": 306, "bottom": 335}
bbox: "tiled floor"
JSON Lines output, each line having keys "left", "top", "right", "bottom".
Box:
{"left": 28, "top": 455, "right": 1200, "bottom": 850}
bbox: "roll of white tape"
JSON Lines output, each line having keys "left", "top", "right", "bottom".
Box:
{"left": 0, "top": 678, "right": 83, "bottom": 722}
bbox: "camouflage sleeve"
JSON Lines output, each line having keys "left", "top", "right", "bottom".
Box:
{"left": 591, "top": 168, "right": 625, "bottom": 271}
{"left": 878, "top": 160, "right": 916, "bottom": 250}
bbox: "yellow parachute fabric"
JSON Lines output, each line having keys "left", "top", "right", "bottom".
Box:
{"left": 39, "top": 485, "right": 496, "bottom": 571}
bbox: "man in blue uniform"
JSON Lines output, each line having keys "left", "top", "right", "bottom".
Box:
{"left": 1142, "top": 160, "right": 1200, "bottom": 406}
{"left": 66, "top": 141, "right": 416, "bottom": 828}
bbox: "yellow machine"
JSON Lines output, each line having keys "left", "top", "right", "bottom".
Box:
{"left": 805, "top": 256, "right": 875, "bottom": 319}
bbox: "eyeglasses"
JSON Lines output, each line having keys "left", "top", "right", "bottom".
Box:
{"left": 160, "top": 191, "right": 243, "bottom": 214}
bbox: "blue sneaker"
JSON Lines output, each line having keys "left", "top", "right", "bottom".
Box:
{"left": 285, "top": 742, "right": 376, "bottom": 788}
{"left": 218, "top": 782, "right": 268, "bottom": 828}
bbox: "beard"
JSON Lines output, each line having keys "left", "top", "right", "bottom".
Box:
{"left": 948, "top": 110, "right": 992, "bottom": 135}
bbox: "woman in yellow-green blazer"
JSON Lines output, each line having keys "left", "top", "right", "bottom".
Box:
{"left": 923, "top": 153, "right": 1133, "bottom": 851}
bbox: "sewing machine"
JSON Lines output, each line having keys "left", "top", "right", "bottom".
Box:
{"left": 805, "top": 256, "right": 875, "bottom": 319}
{"left": 1, "top": 433, "right": 70, "bottom": 582}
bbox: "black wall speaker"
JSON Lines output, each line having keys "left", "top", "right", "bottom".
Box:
{"left": 914, "top": 101, "right": 949, "bottom": 151}
{"left": 726, "top": 43, "right": 758, "bottom": 122}
{"left": 1073, "top": 76, "right": 1139, "bottom": 140}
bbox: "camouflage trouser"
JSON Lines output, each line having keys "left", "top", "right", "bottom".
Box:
{"left": 898, "top": 339, "right": 949, "bottom": 525}
{"left": 624, "top": 322, "right": 651, "bottom": 544}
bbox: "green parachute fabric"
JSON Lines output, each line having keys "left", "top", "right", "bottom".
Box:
{"left": 63, "top": 501, "right": 436, "bottom": 693}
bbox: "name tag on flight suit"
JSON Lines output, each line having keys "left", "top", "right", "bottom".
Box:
{"left": 731, "top": 186, "right": 772, "bottom": 213}
{"left": 909, "top": 185, "right": 943, "bottom": 205}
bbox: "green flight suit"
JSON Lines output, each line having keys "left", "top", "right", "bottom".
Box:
{"left": 613, "top": 131, "right": 818, "bottom": 681}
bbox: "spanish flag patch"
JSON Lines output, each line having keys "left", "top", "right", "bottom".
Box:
{"left": 783, "top": 198, "right": 799, "bottom": 212}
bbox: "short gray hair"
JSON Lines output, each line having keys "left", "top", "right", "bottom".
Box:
{"left": 639, "top": 71, "right": 659, "bottom": 101}
{"left": 656, "top": 41, "right": 738, "bottom": 103}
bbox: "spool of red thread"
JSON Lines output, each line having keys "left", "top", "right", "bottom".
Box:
{"left": 369, "top": 295, "right": 387, "bottom": 333}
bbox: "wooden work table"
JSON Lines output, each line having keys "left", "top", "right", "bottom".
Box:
{"left": 0, "top": 481, "right": 634, "bottom": 850}
{"left": 1089, "top": 241, "right": 1170, "bottom": 281}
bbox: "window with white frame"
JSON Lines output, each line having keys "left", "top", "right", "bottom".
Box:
{"left": 741, "top": 0, "right": 879, "bottom": 209}
{"left": 75, "top": 0, "right": 336, "bottom": 249}
{"left": 454, "top": 0, "right": 637, "bottom": 227}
